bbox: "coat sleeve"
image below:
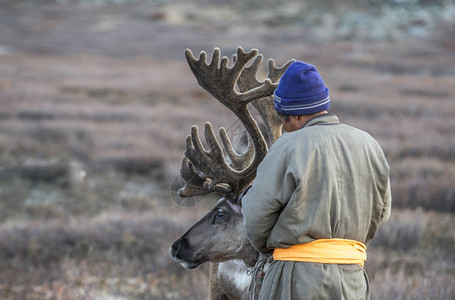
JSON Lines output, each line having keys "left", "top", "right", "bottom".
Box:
{"left": 241, "top": 139, "right": 297, "bottom": 253}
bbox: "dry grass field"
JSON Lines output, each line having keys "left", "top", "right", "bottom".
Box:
{"left": 0, "top": 0, "right": 454, "bottom": 299}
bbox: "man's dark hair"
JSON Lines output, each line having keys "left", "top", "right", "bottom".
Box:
{"left": 277, "top": 112, "right": 290, "bottom": 121}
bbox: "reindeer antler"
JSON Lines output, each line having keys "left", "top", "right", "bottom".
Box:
{"left": 236, "top": 54, "right": 295, "bottom": 145}
{"left": 178, "top": 47, "right": 292, "bottom": 198}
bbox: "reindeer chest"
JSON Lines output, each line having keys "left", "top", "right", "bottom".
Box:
{"left": 217, "top": 260, "right": 251, "bottom": 299}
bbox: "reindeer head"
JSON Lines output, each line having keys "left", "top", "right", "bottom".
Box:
{"left": 169, "top": 47, "right": 293, "bottom": 269}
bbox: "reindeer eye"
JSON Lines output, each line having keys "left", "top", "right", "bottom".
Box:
{"left": 214, "top": 210, "right": 226, "bottom": 223}
{"left": 213, "top": 208, "right": 230, "bottom": 224}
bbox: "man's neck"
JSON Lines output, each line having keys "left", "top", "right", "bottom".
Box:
{"left": 288, "top": 111, "right": 328, "bottom": 132}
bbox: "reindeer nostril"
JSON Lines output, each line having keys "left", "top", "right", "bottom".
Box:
{"left": 170, "top": 241, "right": 179, "bottom": 256}
{"left": 170, "top": 236, "right": 188, "bottom": 257}
{"left": 179, "top": 236, "right": 189, "bottom": 248}
{"left": 170, "top": 242, "right": 176, "bottom": 252}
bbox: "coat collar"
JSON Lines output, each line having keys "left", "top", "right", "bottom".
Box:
{"left": 302, "top": 114, "right": 340, "bottom": 129}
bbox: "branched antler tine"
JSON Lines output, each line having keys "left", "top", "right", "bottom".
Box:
{"left": 185, "top": 49, "right": 211, "bottom": 89}
{"left": 220, "top": 55, "right": 229, "bottom": 70}
{"left": 200, "top": 51, "right": 207, "bottom": 64}
{"left": 203, "top": 123, "right": 242, "bottom": 189}
{"left": 183, "top": 123, "right": 239, "bottom": 193}
{"left": 223, "top": 48, "right": 260, "bottom": 104}
{"left": 189, "top": 125, "right": 208, "bottom": 164}
{"left": 186, "top": 47, "right": 276, "bottom": 108}
{"left": 233, "top": 47, "right": 258, "bottom": 77}
{"left": 249, "top": 54, "right": 263, "bottom": 75}
{"left": 185, "top": 125, "right": 218, "bottom": 184}
{"left": 184, "top": 132, "right": 200, "bottom": 170}
{"left": 210, "top": 48, "right": 221, "bottom": 68}
{"left": 220, "top": 127, "right": 255, "bottom": 170}
{"left": 236, "top": 54, "right": 264, "bottom": 92}
{"left": 179, "top": 157, "right": 194, "bottom": 183}
{"left": 178, "top": 157, "right": 210, "bottom": 197}
{"left": 239, "top": 78, "right": 276, "bottom": 105}
{"left": 268, "top": 58, "right": 295, "bottom": 82}
{"left": 179, "top": 131, "right": 234, "bottom": 197}
{"left": 246, "top": 54, "right": 263, "bottom": 82}
{"left": 203, "top": 123, "right": 224, "bottom": 163}
{"left": 211, "top": 183, "right": 233, "bottom": 194}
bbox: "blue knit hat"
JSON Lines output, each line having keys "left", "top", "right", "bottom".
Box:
{"left": 274, "top": 61, "right": 330, "bottom": 115}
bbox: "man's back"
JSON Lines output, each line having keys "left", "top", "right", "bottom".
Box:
{"left": 242, "top": 114, "right": 391, "bottom": 300}
{"left": 242, "top": 60, "right": 391, "bottom": 300}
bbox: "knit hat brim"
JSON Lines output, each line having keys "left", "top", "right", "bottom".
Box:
{"left": 274, "top": 89, "right": 330, "bottom": 115}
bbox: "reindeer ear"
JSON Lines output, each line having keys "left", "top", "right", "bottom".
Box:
{"left": 235, "top": 184, "right": 253, "bottom": 207}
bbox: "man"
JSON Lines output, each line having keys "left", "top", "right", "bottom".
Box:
{"left": 242, "top": 61, "right": 391, "bottom": 299}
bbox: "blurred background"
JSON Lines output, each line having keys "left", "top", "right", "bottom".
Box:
{"left": 0, "top": 0, "right": 454, "bottom": 299}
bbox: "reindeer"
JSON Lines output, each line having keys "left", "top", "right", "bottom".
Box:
{"left": 169, "top": 47, "right": 293, "bottom": 299}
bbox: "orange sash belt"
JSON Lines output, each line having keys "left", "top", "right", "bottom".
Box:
{"left": 273, "top": 238, "right": 367, "bottom": 267}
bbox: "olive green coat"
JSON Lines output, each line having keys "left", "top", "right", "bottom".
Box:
{"left": 242, "top": 114, "right": 391, "bottom": 300}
